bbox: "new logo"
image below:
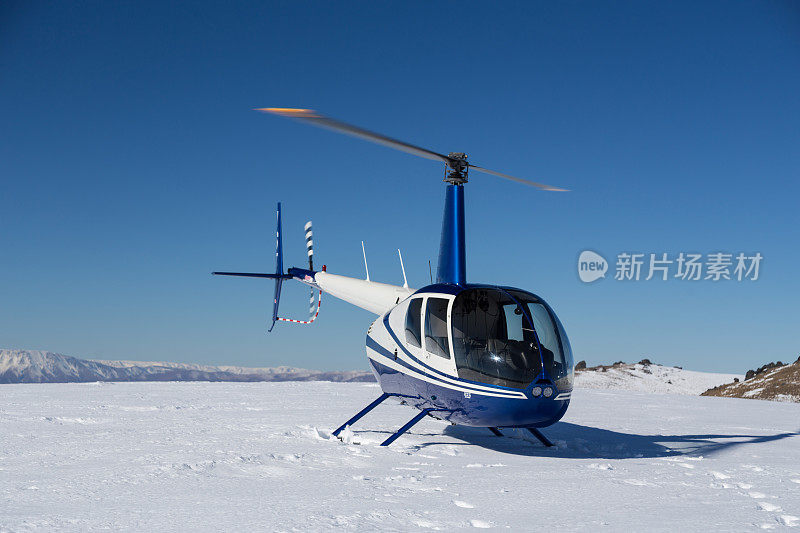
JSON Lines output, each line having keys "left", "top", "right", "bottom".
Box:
{"left": 578, "top": 250, "right": 608, "bottom": 283}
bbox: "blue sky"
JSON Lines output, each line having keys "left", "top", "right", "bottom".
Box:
{"left": 2, "top": 1, "right": 798, "bottom": 373}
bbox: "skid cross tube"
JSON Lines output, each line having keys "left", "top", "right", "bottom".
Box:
{"left": 488, "top": 427, "right": 504, "bottom": 437}
{"left": 332, "top": 392, "right": 392, "bottom": 437}
{"left": 527, "top": 427, "right": 554, "bottom": 447}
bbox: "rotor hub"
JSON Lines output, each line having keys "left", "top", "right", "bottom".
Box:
{"left": 445, "top": 152, "right": 469, "bottom": 185}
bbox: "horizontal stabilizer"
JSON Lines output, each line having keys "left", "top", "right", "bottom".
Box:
{"left": 212, "top": 272, "right": 291, "bottom": 279}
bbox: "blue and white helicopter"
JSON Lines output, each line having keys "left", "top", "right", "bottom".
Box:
{"left": 214, "top": 108, "right": 574, "bottom": 447}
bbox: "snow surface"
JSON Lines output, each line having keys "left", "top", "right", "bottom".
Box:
{"left": 2, "top": 382, "right": 799, "bottom": 532}
{"left": 575, "top": 363, "right": 741, "bottom": 395}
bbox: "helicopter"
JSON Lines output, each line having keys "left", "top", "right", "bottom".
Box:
{"left": 214, "top": 108, "right": 574, "bottom": 447}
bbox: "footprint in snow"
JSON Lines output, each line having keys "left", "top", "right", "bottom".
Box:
{"left": 737, "top": 483, "right": 753, "bottom": 489}
{"left": 470, "top": 519, "right": 492, "bottom": 528}
{"left": 436, "top": 446, "right": 461, "bottom": 456}
{"left": 710, "top": 471, "right": 730, "bottom": 480}
{"left": 453, "top": 500, "right": 475, "bottom": 509}
{"left": 791, "top": 479, "right": 800, "bottom": 484}
{"left": 748, "top": 492, "right": 767, "bottom": 499}
{"left": 780, "top": 515, "right": 799, "bottom": 527}
{"left": 623, "top": 479, "right": 656, "bottom": 487}
{"left": 588, "top": 463, "right": 613, "bottom": 471}
{"left": 758, "top": 502, "right": 782, "bottom": 512}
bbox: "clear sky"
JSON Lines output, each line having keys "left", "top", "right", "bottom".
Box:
{"left": 2, "top": 1, "right": 798, "bottom": 373}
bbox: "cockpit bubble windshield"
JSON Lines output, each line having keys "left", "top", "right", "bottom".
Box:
{"left": 450, "top": 289, "right": 541, "bottom": 389}
{"left": 450, "top": 288, "right": 573, "bottom": 390}
{"left": 504, "top": 289, "right": 574, "bottom": 391}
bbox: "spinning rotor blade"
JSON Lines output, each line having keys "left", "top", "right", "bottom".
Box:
{"left": 468, "top": 165, "right": 569, "bottom": 192}
{"left": 257, "top": 108, "right": 451, "bottom": 165}
{"left": 258, "top": 108, "right": 569, "bottom": 192}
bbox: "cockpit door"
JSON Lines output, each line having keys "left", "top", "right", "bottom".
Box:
{"left": 421, "top": 296, "right": 458, "bottom": 376}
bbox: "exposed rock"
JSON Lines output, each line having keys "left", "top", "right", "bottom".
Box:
{"left": 746, "top": 361, "right": 786, "bottom": 381}
{"left": 639, "top": 358, "right": 652, "bottom": 366}
{"left": 703, "top": 359, "right": 800, "bottom": 402}
{"left": 575, "top": 360, "right": 587, "bottom": 370}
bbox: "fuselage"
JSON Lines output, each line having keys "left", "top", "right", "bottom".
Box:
{"left": 295, "top": 269, "right": 574, "bottom": 429}
{"left": 366, "top": 283, "right": 573, "bottom": 428}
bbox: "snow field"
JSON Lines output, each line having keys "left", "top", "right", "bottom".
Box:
{"left": 1, "top": 382, "right": 798, "bottom": 532}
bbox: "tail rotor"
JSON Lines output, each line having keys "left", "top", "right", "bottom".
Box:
{"left": 305, "top": 220, "right": 314, "bottom": 270}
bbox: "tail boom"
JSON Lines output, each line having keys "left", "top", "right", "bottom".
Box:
{"left": 290, "top": 269, "right": 414, "bottom": 315}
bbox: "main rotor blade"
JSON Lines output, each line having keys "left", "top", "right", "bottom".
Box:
{"left": 257, "top": 108, "right": 453, "bottom": 165}
{"left": 468, "top": 164, "right": 569, "bottom": 192}
{"left": 258, "top": 108, "right": 570, "bottom": 192}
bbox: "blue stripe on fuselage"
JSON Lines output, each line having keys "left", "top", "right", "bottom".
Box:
{"left": 380, "top": 313, "right": 532, "bottom": 395}
{"left": 366, "top": 335, "right": 523, "bottom": 399}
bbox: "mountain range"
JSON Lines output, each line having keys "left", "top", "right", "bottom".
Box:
{"left": 0, "top": 349, "right": 375, "bottom": 384}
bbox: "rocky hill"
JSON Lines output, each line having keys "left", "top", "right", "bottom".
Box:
{"left": 702, "top": 357, "right": 800, "bottom": 402}
{"left": 574, "top": 359, "right": 741, "bottom": 395}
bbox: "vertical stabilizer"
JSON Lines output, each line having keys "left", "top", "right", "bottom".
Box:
{"left": 269, "top": 203, "right": 285, "bottom": 331}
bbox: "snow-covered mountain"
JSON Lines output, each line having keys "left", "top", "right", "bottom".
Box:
{"left": 574, "top": 361, "right": 741, "bottom": 395}
{"left": 3, "top": 349, "right": 747, "bottom": 394}
{"left": 0, "top": 349, "right": 374, "bottom": 384}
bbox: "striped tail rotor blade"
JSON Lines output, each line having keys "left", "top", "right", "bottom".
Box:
{"left": 309, "top": 288, "right": 317, "bottom": 320}
{"left": 304, "top": 220, "right": 314, "bottom": 270}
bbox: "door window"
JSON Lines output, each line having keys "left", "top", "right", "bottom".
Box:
{"left": 405, "top": 298, "right": 422, "bottom": 348}
{"left": 424, "top": 298, "right": 451, "bottom": 359}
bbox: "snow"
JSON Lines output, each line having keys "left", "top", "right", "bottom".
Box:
{"left": 2, "top": 382, "right": 798, "bottom": 531}
{"left": 575, "top": 363, "right": 741, "bottom": 395}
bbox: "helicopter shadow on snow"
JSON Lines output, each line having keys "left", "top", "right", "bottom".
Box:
{"left": 382, "top": 423, "right": 800, "bottom": 459}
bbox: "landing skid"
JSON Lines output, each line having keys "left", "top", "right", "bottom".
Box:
{"left": 490, "top": 426, "right": 553, "bottom": 446}
{"left": 526, "top": 427, "right": 554, "bottom": 447}
{"left": 380, "top": 408, "right": 433, "bottom": 447}
{"left": 331, "top": 395, "right": 555, "bottom": 448}
{"left": 332, "top": 394, "right": 446, "bottom": 447}
{"left": 332, "top": 392, "right": 392, "bottom": 438}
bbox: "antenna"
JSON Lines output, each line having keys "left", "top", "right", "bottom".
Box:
{"left": 397, "top": 249, "right": 408, "bottom": 288}
{"left": 428, "top": 260, "right": 433, "bottom": 284}
{"left": 361, "top": 241, "right": 370, "bottom": 282}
